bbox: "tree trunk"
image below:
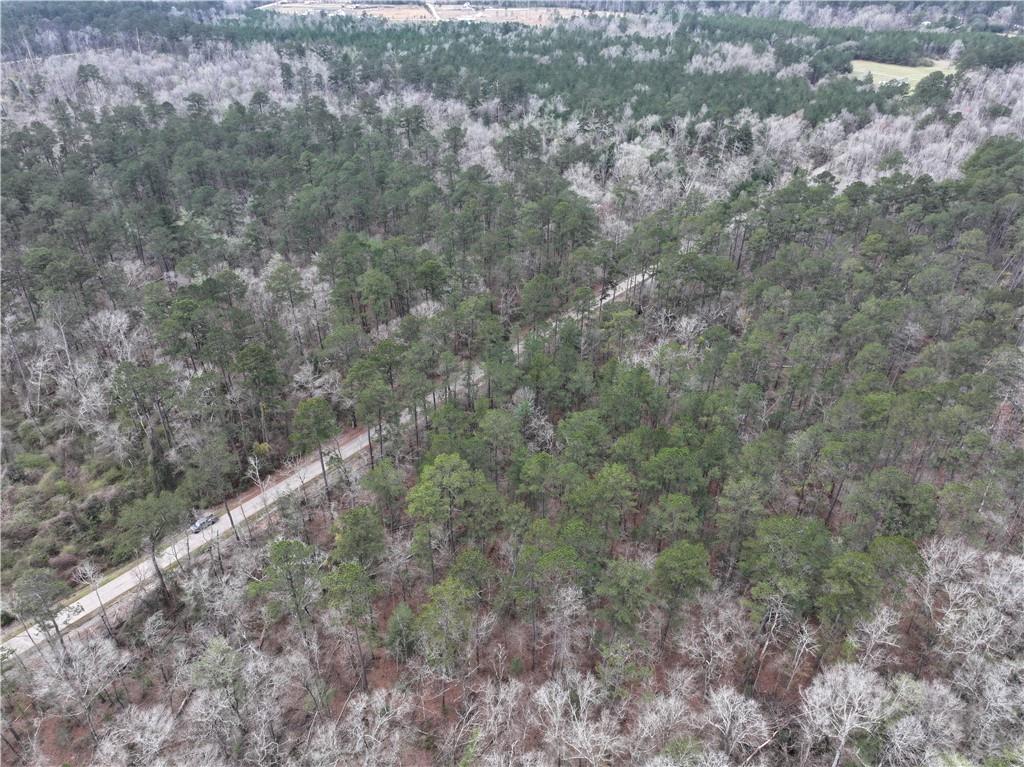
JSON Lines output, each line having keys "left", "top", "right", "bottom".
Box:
{"left": 94, "top": 586, "right": 114, "bottom": 640}
{"left": 377, "top": 410, "right": 385, "bottom": 459}
{"left": 659, "top": 609, "right": 675, "bottom": 649}
{"left": 531, "top": 611, "right": 538, "bottom": 671}
{"left": 50, "top": 617, "right": 68, "bottom": 659}
{"left": 317, "top": 443, "right": 331, "bottom": 500}
{"left": 824, "top": 479, "right": 844, "bottom": 525}
{"left": 354, "top": 633, "right": 369, "bottom": 690}
{"left": 223, "top": 499, "right": 241, "bottom": 543}
{"left": 830, "top": 733, "right": 848, "bottom": 767}
{"left": 150, "top": 544, "right": 171, "bottom": 603}
{"left": 426, "top": 529, "right": 436, "bottom": 584}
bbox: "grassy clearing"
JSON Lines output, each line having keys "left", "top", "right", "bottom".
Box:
{"left": 851, "top": 58, "right": 955, "bottom": 87}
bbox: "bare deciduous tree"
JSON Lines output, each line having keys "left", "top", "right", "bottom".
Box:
{"left": 72, "top": 560, "right": 115, "bottom": 639}
{"left": 800, "top": 663, "right": 894, "bottom": 767}
{"left": 704, "top": 686, "right": 770, "bottom": 759}
{"left": 30, "top": 635, "right": 131, "bottom": 743}
{"left": 92, "top": 705, "right": 176, "bottom": 767}
{"left": 678, "top": 594, "right": 753, "bottom": 692}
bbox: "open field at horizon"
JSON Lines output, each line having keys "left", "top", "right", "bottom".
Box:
{"left": 851, "top": 57, "right": 955, "bottom": 86}
{"left": 258, "top": 1, "right": 617, "bottom": 25}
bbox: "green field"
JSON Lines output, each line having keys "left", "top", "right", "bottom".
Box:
{"left": 851, "top": 58, "right": 954, "bottom": 87}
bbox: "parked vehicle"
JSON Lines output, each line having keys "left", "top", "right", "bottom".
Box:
{"left": 189, "top": 514, "right": 218, "bottom": 534}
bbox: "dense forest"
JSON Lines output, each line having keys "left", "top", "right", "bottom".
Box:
{"left": 1, "top": 2, "right": 1022, "bottom": 766}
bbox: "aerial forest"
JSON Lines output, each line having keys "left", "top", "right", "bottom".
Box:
{"left": 1, "top": 2, "right": 1022, "bottom": 766}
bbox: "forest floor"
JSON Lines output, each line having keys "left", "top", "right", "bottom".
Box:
{"left": 850, "top": 58, "right": 954, "bottom": 86}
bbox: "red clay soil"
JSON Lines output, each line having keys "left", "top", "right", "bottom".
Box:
{"left": 37, "top": 715, "right": 95, "bottom": 766}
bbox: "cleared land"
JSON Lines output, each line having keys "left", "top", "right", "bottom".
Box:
{"left": 850, "top": 58, "right": 954, "bottom": 87}
{"left": 258, "top": 1, "right": 614, "bottom": 25}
